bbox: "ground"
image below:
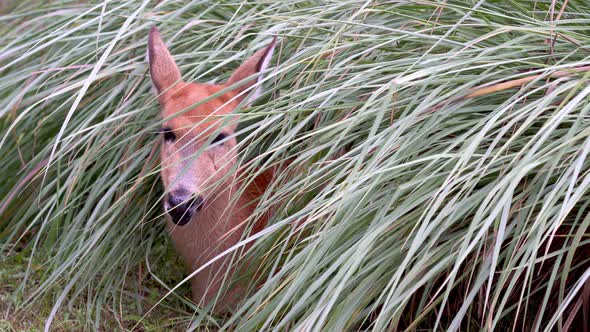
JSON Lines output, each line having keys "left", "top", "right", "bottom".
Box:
{"left": 0, "top": 240, "right": 204, "bottom": 332}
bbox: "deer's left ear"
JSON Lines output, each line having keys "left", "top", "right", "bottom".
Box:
{"left": 226, "top": 37, "right": 277, "bottom": 106}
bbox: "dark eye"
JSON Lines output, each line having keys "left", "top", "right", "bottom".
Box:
{"left": 212, "top": 132, "right": 228, "bottom": 145}
{"left": 161, "top": 127, "right": 176, "bottom": 142}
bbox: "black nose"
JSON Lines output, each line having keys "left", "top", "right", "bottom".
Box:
{"left": 166, "top": 190, "right": 205, "bottom": 225}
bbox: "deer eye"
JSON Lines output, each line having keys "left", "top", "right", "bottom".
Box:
{"left": 161, "top": 127, "right": 176, "bottom": 142}
{"left": 212, "top": 132, "right": 228, "bottom": 145}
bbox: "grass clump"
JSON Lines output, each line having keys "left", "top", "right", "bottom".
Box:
{"left": 1, "top": 0, "right": 589, "bottom": 331}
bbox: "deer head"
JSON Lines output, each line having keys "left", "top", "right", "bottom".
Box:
{"left": 148, "top": 27, "right": 276, "bottom": 225}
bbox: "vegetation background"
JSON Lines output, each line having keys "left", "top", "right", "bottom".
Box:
{"left": 1, "top": 0, "right": 589, "bottom": 331}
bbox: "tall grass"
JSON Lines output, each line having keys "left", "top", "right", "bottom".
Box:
{"left": 1, "top": 0, "right": 589, "bottom": 330}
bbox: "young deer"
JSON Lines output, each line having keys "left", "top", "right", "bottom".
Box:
{"left": 147, "top": 27, "right": 276, "bottom": 311}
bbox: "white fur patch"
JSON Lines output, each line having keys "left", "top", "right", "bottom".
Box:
{"left": 146, "top": 44, "right": 159, "bottom": 95}
{"left": 247, "top": 40, "right": 276, "bottom": 105}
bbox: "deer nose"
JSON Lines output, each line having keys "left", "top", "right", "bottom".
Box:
{"left": 166, "top": 190, "right": 205, "bottom": 225}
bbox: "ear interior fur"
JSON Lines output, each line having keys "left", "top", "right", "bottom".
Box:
{"left": 147, "top": 27, "right": 182, "bottom": 96}
{"left": 226, "top": 36, "right": 277, "bottom": 105}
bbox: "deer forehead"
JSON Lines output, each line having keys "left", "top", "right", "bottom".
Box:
{"left": 162, "top": 83, "right": 238, "bottom": 117}
{"left": 162, "top": 83, "right": 239, "bottom": 133}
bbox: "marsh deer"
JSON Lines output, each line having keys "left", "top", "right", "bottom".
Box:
{"left": 147, "top": 27, "right": 276, "bottom": 311}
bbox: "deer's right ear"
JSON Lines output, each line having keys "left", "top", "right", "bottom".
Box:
{"left": 147, "top": 27, "right": 181, "bottom": 95}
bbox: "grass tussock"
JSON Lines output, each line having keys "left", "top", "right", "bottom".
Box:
{"left": 1, "top": 0, "right": 589, "bottom": 331}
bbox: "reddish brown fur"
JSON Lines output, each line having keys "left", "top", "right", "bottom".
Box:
{"left": 148, "top": 27, "right": 276, "bottom": 311}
